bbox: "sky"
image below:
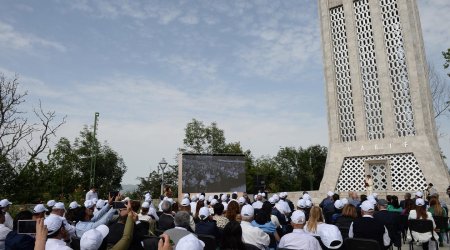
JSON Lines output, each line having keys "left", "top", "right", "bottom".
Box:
{"left": 0, "top": 0, "right": 449, "bottom": 185}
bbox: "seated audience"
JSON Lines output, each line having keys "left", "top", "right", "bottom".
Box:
{"left": 158, "top": 200, "right": 175, "bottom": 231}
{"left": 407, "top": 198, "right": 438, "bottom": 249}
{"left": 305, "top": 206, "right": 343, "bottom": 249}
{"left": 195, "top": 207, "right": 220, "bottom": 239}
{"left": 335, "top": 204, "right": 357, "bottom": 239}
{"left": 349, "top": 200, "right": 390, "bottom": 248}
{"left": 212, "top": 203, "right": 229, "bottom": 229}
{"left": 164, "top": 211, "right": 196, "bottom": 247}
{"left": 278, "top": 210, "right": 321, "bottom": 250}
{"left": 240, "top": 205, "right": 270, "bottom": 250}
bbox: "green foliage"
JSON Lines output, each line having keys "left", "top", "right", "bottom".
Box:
{"left": 444, "top": 48, "right": 450, "bottom": 76}
{"left": 134, "top": 165, "right": 178, "bottom": 199}
{"left": 182, "top": 119, "right": 230, "bottom": 154}
{"left": 2, "top": 127, "right": 127, "bottom": 203}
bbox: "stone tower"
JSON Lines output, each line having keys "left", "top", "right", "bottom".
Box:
{"left": 318, "top": 0, "right": 450, "bottom": 194}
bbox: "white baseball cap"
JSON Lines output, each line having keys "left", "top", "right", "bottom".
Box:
{"left": 327, "top": 191, "right": 334, "bottom": 197}
{"left": 210, "top": 199, "right": 218, "bottom": 206}
{"left": 199, "top": 207, "right": 210, "bottom": 220}
{"left": 360, "top": 200, "right": 374, "bottom": 212}
{"left": 44, "top": 216, "right": 63, "bottom": 235}
{"left": 80, "top": 224, "right": 109, "bottom": 250}
{"left": 297, "top": 199, "right": 306, "bottom": 208}
{"left": 341, "top": 198, "right": 349, "bottom": 205}
{"left": 141, "top": 201, "right": 150, "bottom": 208}
{"left": 334, "top": 200, "right": 344, "bottom": 210}
{"left": 47, "top": 200, "right": 56, "bottom": 207}
{"left": 96, "top": 200, "right": 106, "bottom": 209}
{"left": 208, "top": 196, "right": 213, "bottom": 202}
{"left": 221, "top": 194, "right": 227, "bottom": 201}
{"left": 302, "top": 193, "right": 311, "bottom": 201}
{"left": 416, "top": 198, "right": 425, "bottom": 206}
{"left": 305, "top": 200, "right": 312, "bottom": 208}
{"left": 240, "top": 204, "right": 254, "bottom": 217}
{"left": 176, "top": 234, "right": 205, "bottom": 250}
{"left": 84, "top": 200, "right": 95, "bottom": 209}
{"left": 183, "top": 193, "right": 189, "bottom": 199}
{"left": 181, "top": 198, "right": 190, "bottom": 206}
{"left": 261, "top": 193, "right": 266, "bottom": 198}
{"left": 69, "top": 201, "right": 80, "bottom": 209}
{"left": 291, "top": 210, "right": 306, "bottom": 224}
{"left": 199, "top": 195, "right": 205, "bottom": 201}
{"left": 272, "top": 194, "right": 280, "bottom": 202}
{"left": 268, "top": 197, "right": 276, "bottom": 204}
{"left": 415, "top": 191, "right": 423, "bottom": 198}
{"left": 280, "top": 192, "right": 287, "bottom": 198}
{"left": 53, "top": 202, "right": 65, "bottom": 210}
{"left": 238, "top": 197, "right": 246, "bottom": 205}
{"left": 0, "top": 199, "right": 12, "bottom": 208}
{"left": 33, "top": 204, "right": 48, "bottom": 214}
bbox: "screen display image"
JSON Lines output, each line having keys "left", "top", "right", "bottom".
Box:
{"left": 181, "top": 154, "right": 246, "bottom": 193}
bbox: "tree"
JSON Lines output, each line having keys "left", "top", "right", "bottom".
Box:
{"left": 428, "top": 63, "right": 450, "bottom": 120}
{"left": 134, "top": 165, "right": 178, "bottom": 199}
{"left": 0, "top": 74, "right": 65, "bottom": 169}
{"left": 443, "top": 48, "right": 450, "bottom": 77}
{"left": 181, "top": 119, "right": 232, "bottom": 154}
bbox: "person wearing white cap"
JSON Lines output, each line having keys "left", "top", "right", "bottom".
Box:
{"left": 0, "top": 199, "right": 13, "bottom": 230}
{"left": 278, "top": 192, "right": 292, "bottom": 215}
{"left": 237, "top": 197, "right": 246, "bottom": 206}
{"left": 0, "top": 209, "right": 12, "bottom": 250}
{"left": 305, "top": 206, "right": 343, "bottom": 249}
{"left": 94, "top": 199, "right": 106, "bottom": 216}
{"left": 32, "top": 204, "right": 48, "bottom": 220}
{"left": 178, "top": 198, "right": 195, "bottom": 232}
{"left": 349, "top": 200, "right": 390, "bottom": 248}
{"left": 175, "top": 233, "right": 205, "bottom": 250}
{"left": 44, "top": 215, "right": 72, "bottom": 249}
{"left": 331, "top": 200, "right": 345, "bottom": 224}
{"left": 194, "top": 207, "right": 219, "bottom": 238}
{"left": 190, "top": 195, "right": 198, "bottom": 215}
{"left": 240, "top": 204, "right": 269, "bottom": 250}
{"left": 406, "top": 198, "right": 438, "bottom": 247}
{"left": 252, "top": 194, "right": 263, "bottom": 209}
{"left": 48, "top": 202, "right": 77, "bottom": 238}
{"left": 279, "top": 210, "right": 321, "bottom": 250}
{"left": 69, "top": 201, "right": 80, "bottom": 210}
{"left": 221, "top": 194, "right": 229, "bottom": 211}
{"left": 75, "top": 195, "right": 116, "bottom": 237}
{"left": 144, "top": 192, "right": 152, "bottom": 203}
{"left": 80, "top": 224, "right": 109, "bottom": 250}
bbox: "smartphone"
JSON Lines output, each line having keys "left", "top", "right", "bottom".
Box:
{"left": 17, "top": 220, "right": 36, "bottom": 234}
{"left": 109, "top": 191, "right": 119, "bottom": 198}
{"left": 113, "top": 201, "right": 126, "bottom": 209}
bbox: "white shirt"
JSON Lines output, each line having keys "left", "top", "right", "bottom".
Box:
{"left": 4, "top": 212, "right": 13, "bottom": 230}
{"left": 278, "top": 200, "right": 292, "bottom": 214}
{"left": 279, "top": 228, "right": 321, "bottom": 250}
{"left": 85, "top": 190, "right": 98, "bottom": 201}
{"left": 190, "top": 202, "right": 197, "bottom": 215}
{"left": 348, "top": 215, "right": 390, "bottom": 246}
{"left": 252, "top": 200, "right": 263, "bottom": 209}
{"left": 45, "top": 238, "right": 73, "bottom": 250}
{"left": 0, "top": 224, "right": 12, "bottom": 250}
{"left": 240, "top": 221, "right": 270, "bottom": 250}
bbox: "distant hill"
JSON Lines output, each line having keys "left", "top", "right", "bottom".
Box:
{"left": 121, "top": 184, "right": 137, "bottom": 193}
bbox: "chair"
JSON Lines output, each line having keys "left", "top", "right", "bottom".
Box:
{"left": 337, "top": 225, "right": 350, "bottom": 240}
{"left": 197, "top": 234, "right": 216, "bottom": 250}
{"left": 433, "top": 216, "right": 449, "bottom": 244}
{"left": 398, "top": 214, "right": 409, "bottom": 244}
{"left": 345, "top": 238, "right": 381, "bottom": 250}
{"left": 244, "top": 243, "right": 260, "bottom": 250}
{"left": 407, "top": 219, "right": 438, "bottom": 250}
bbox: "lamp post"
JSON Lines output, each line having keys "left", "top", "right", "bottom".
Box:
{"left": 158, "top": 158, "right": 168, "bottom": 196}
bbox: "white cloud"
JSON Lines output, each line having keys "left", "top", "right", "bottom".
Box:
{"left": 0, "top": 21, "right": 66, "bottom": 52}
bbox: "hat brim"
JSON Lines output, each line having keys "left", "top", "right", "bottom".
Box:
{"left": 96, "top": 224, "right": 109, "bottom": 239}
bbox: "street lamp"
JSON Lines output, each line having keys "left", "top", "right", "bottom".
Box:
{"left": 158, "top": 158, "right": 168, "bottom": 195}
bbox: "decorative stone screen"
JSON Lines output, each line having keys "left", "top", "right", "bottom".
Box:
{"left": 354, "top": 0, "right": 384, "bottom": 140}
{"left": 379, "top": 0, "right": 416, "bottom": 137}
{"left": 336, "top": 153, "right": 426, "bottom": 191}
{"left": 369, "top": 163, "right": 387, "bottom": 190}
{"left": 329, "top": 6, "right": 357, "bottom": 143}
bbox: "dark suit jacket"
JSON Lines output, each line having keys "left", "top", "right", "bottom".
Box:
{"left": 158, "top": 213, "right": 175, "bottom": 231}
{"left": 373, "top": 210, "right": 401, "bottom": 247}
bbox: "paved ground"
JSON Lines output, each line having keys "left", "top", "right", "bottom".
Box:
{"left": 399, "top": 239, "right": 449, "bottom": 249}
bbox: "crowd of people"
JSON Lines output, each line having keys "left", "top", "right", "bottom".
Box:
{"left": 0, "top": 184, "right": 449, "bottom": 250}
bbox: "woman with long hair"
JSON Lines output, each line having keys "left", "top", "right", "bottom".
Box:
{"left": 335, "top": 204, "right": 357, "bottom": 239}
{"left": 387, "top": 195, "right": 402, "bottom": 212}
{"left": 305, "top": 206, "right": 343, "bottom": 249}
{"left": 220, "top": 221, "right": 246, "bottom": 250}
{"left": 402, "top": 199, "right": 415, "bottom": 215}
{"left": 427, "top": 197, "right": 447, "bottom": 247}
{"left": 226, "top": 200, "right": 240, "bottom": 222}
{"left": 193, "top": 200, "right": 205, "bottom": 223}
{"left": 407, "top": 198, "right": 438, "bottom": 250}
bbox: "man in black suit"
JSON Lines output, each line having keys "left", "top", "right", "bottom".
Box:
{"left": 157, "top": 200, "right": 175, "bottom": 231}
{"left": 374, "top": 199, "right": 401, "bottom": 249}
{"left": 349, "top": 200, "right": 391, "bottom": 249}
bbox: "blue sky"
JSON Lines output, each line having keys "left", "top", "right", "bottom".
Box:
{"left": 0, "top": 0, "right": 449, "bottom": 184}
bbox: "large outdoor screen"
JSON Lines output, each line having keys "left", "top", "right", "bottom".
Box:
{"left": 181, "top": 154, "right": 246, "bottom": 193}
